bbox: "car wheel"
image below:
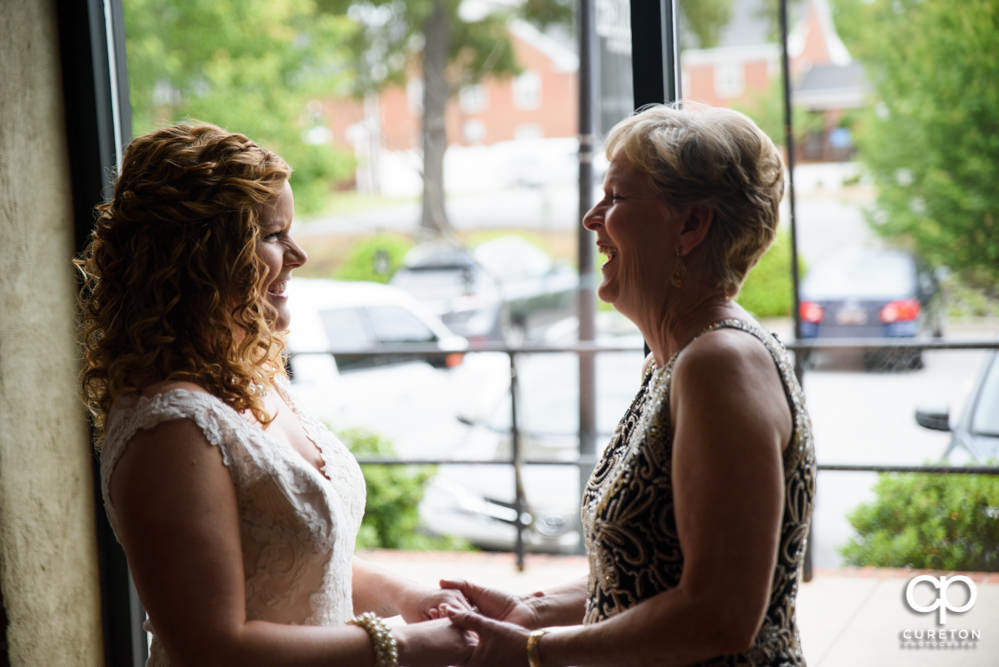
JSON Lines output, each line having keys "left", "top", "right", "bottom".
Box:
{"left": 862, "top": 350, "right": 882, "bottom": 372}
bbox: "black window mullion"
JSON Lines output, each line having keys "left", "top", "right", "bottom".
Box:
{"left": 629, "top": 0, "right": 680, "bottom": 108}
{"left": 57, "top": 1, "right": 141, "bottom": 665}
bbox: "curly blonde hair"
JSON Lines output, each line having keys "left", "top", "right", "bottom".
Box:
{"left": 604, "top": 104, "right": 785, "bottom": 297}
{"left": 75, "top": 123, "right": 291, "bottom": 436}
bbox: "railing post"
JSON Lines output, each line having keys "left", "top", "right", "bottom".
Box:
{"left": 508, "top": 350, "right": 526, "bottom": 571}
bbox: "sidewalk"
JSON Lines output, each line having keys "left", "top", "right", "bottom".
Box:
{"left": 361, "top": 550, "right": 999, "bottom": 666}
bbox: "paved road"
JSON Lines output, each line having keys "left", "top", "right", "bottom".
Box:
{"left": 803, "top": 344, "right": 987, "bottom": 569}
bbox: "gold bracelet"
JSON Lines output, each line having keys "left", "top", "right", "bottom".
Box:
{"left": 347, "top": 612, "right": 399, "bottom": 667}
{"left": 527, "top": 628, "right": 550, "bottom": 667}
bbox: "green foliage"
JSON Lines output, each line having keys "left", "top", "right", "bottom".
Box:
{"left": 678, "top": 0, "right": 735, "bottom": 49}
{"left": 315, "top": 0, "right": 522, "bottom": 96}
{"left": 840, "top": 471, "right": 999, "bottom": 571}
{"left": 333, "top": 233, "right": 414, "bottom": 283}
{"left": 830, "top": 0, "right": 999, "bottom": 294}
{"left": 123, "top": 0, "right": 356, "bottom": 214}
{"left": 337, "top": 428, "right": 469, "bottom": 550}
{"left": 738, "top": 228, "right": 801, "bottom": 318}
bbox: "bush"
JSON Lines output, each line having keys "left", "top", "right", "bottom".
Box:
{"left": 337, "top": 428, "right": 469, "bottom": 551}
{"left": 840, "top": 471, "right": 999, "bottom": 571}
{"left": 333, "top": 233, "right": 413, "bottom": 284}
{"left": 738, "top": 227, "right": 801, "bottom": 318}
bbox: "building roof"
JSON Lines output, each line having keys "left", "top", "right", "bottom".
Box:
{"left": 786, "top": 0, "right": 851, "bottom": 65}
{"left": 686, "top": 0, "right": 851, "bottom": 65}
{"left": 510, "top": 19, "right": 578, "bottom": 73}
{"left": 794, "top": 62, "right": 870, "bottom": 109}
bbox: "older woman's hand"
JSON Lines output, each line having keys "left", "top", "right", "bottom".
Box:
{"left": 438, "top": 578, "right": 542, "bottom": 628}
{"left": 444, "top": 606, "right": 531, "bottom": 667}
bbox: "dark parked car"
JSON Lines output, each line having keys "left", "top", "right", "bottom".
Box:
{"left": 915, "top": 346, "right": 999, "bottom": 462}
{"left": 389, "top": 236, "right": 577, "bottom": 346}
{"left": 798, "top": 247, "right": 944, "bottom": 369}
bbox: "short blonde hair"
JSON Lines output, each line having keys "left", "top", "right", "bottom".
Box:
{"left": 604, "top": 104, "right": 785, "bottom": 297}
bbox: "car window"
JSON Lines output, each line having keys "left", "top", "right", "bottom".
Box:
{"left": 475, "top": 238, "right": 552, "bottom": 280}
{"left": 319, "top": 307, "right": 371, "bottom": 348}
{"left": 971, "top": 354, "right": 999, "bottom": 436}
{"left": 392, "top": 267, "right": 483, "bottom": 297}
{"left": 366, "top": 305, "right": 438, "bottom": 344}
{"left": 803, "top": 253, "right": 916, "bottom": 298}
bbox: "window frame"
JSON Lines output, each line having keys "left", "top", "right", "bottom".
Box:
{"left": 68, "top": 1, "right": 684, "bottom": 663}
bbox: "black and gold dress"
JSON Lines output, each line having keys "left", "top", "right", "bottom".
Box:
{"left": 580, "top": 319, "right": 816, "bottom": 665}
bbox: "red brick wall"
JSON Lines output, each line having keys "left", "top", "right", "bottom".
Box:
{"left": 322, "top": 30, "right": 577, "bottom": 153}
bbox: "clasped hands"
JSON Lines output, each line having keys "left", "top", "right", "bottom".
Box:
{"left": 405, "top": 578, "right": 544, "bottom": 667}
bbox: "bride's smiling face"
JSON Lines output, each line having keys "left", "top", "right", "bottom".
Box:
{"left": 255, "top": 180, "right": 307, "bottom": 331}
{"left": 582, "top": 155, "right": 683, "bottom": 320}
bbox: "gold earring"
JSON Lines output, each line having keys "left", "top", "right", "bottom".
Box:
{"left": 671, "top": 248, "right": 686, "bottom": 288}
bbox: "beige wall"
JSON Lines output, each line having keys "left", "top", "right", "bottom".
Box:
{"left": 0, "top": 1, "right": 105, "bottom": 664}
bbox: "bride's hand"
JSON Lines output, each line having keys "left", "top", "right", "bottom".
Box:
{"left": 394, "top": 617, "right": 476, "bottom": 667}
{"left": 443, "top": 607, "right": 530, "bottom": 667}
{"left": 399, "top": 584, "right": 475, "bottom": 623}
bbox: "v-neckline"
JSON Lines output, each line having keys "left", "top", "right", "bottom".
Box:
{"left": 129, "top": 386, "right": 333, "bottom": 483}
{"left": 260, "top": 383, "right": 332, "bottom": 482}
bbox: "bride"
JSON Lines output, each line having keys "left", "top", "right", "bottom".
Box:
{"left": 76, "top": 123, "right": 474, "bottom": 666}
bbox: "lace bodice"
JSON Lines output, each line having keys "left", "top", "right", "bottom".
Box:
{"left": 581, "top": 319, "right": 816, "bottom": 665}
{"left": 99, "top": 382, "right": 366, "bottom": 666}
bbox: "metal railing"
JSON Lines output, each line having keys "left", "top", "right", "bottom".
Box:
{"left": 289, "top": 336, "right": 999, "bottom": 572}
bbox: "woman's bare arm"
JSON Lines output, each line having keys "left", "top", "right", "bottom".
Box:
{"left": 110, "top": 417, "right": 468, "bottom": 666}
{"left": 449, "top": 331, "right": 790, "bottom": 666}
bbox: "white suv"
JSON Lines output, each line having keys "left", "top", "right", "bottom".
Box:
{"left": 285, "top": 278, "right": 476, "bottom": 458}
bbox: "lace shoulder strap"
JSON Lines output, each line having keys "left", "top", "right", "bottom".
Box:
{"left": 99, "top": 389, "right": 240, "bottom": 532}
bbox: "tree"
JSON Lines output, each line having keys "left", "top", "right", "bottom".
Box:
{"left": 679, "top": 0, "right": 733, "bottom": 49}
{"left": 831, "top": 0, "right": 999, "bottom": 292}
{"left": 316, "top": 0, "right": 525, "bottom": 237}
{"left": 317, "top": 0, "right": 735, "bottom": 238}
{"left": 124, "top": 0, "right": 356, "bottom": 214}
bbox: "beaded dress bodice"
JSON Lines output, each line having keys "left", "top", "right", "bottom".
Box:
{"left": 99, "top": 381, "right": 366, "bottom": 666}
{"left": 581, "top": 319, "right": 816, "bottom": 665}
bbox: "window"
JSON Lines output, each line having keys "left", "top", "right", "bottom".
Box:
{"left": 459, "top": 83, "right": 488, "bottom": 113}
{"left": 714, "top": 61, "right": 743, "bottom": 98}
{"left": 319, "top": 307, "right": 370, "bottom": 349}
{"left": 367, "top": 306, "right": 437, "bottom": 345}
{"left": 512, "top": 70, "right": 541, "bottom": 109}
{"left": 463, "top": 119, "right": 486, "bottom": 144}
{"left": 406, "top": 77, "right": 423, "bottom": 114}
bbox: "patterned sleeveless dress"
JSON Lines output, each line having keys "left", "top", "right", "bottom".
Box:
{"left": 581, "top": 319, "right": 816, "bottom": 665}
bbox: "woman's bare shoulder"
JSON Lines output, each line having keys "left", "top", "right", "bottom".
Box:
{"left": 675, "top": 325, "right": 772, "bottom": 378}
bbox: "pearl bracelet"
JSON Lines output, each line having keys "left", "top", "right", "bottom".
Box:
{"left": 527, "top": 628, "right": 550, "bottom": 667}
{"left": 347, "top": 612, "right": 399, "bottom": 667}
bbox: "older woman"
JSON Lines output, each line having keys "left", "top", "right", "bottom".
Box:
{"left": 76, "top": 123, "right": 473, "bottom": 666}
{"left": 443, "top": 104, "right": 816, "bottom": 665}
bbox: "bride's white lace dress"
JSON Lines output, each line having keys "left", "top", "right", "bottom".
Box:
{"left": 99, "top": 384, "right": 366, "bottom": 666}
